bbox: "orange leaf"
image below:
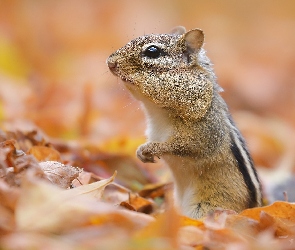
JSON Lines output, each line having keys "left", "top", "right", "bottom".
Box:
{"left": 28, "top": 146, "right": 61, "bottom": 162}
{"left": 135, "top": 192, "right": 180, "bottom": 248}
{"left": 180, "top": 215, "right": 204, "bottom": 228}
{"left": 120, "top": 193, "right": 154, "bottom": 214}
{"left": 240, "top": 201, "right": 295, "bottom": 222}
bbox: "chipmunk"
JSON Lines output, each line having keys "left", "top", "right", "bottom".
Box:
{"left": 107, "top": 26, "right": 262, "bottom": 219}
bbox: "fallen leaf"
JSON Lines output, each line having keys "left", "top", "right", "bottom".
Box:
{"left": 204, "top": 208, "right": 237, "bottom": 230}
{"left": 71, "top": 171, "right": 92, "bottom": 186}
{"left": 0, "top": 232, "right": 75, "bottom": 250}
{"left": 0, "top": 179, "right": 20, "bottom": 210}
{"left": 16, "top": 172, "right": 117, "bottom": 232}
{"left": 203, "top": 228, "right": 247, "bottom": 249}
{"left": 0, "top": 205, "right": 15, "bottom": 232}
{"left": 28, "top": 146, "right": 61, "bottom": 162}
{"left": 259, "top": 211, "right": 295, "bottom": 237}
{"left": 180, "top": 215, "right": 204, "bottom": 228}
{"left": 39, "top": 161, "right": 82, "bottom": 189}
{"left": 66, "top": 171, "right": 117, "bottom": 199}
{"left": 138, "top": 182, "right": 173, "bottom": 199}
{"left": 178, "top": 225, "right": 204, "bottom": 248}
{"left": 240, "top": 201, "right": 295, "bottom": 222}
{"left": 120, "top": 193, "right": 154, "bottom": 214}
{"left": 225, "top": 214, "right": 260, "bottom": 240}
{"left": 135, "top": 192, "right": 180, "bottom": 248}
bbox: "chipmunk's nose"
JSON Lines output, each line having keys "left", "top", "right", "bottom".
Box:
{"left": 107, "top": 60, "right": 117, "bottom": 70}
{"left": 106, "top": 55, "right": 118, "bottom": 72}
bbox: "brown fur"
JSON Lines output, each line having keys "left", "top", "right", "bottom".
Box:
{"left": 107, "top": 27, "right": 262, "bottom": 218}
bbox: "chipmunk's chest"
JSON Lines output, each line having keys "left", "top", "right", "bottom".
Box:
{"left": 140, "top": 97, "right": 175, "bottom": 143}
{"left": 145, "top": 113, "right": 174, "bottom": 142}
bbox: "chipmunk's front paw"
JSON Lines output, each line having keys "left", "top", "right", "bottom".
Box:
{"left": 136, "top": 143, "right": 159, "bottom": 163}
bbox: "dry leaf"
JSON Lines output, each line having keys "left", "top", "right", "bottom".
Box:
{"left": 204, "top": 209, "right": 237, "bottom": 230}
{"left": 0, "top": 205, "right": 15, "bottom": 232}
{"left": 204, "top": 228, "right": 247, "bottom": 249}
{"left": 178, "top": 225, "right": 205, "bottom": 248}
{"left": 259, "top": 211, "right": 295, "bottom": 236}
{"left": 0, "top": 139, "right": 46, "bottom": 187}
{"left": 39, "top": 161, "right": 82, "bottom": 189}
{"left": 120, "top": 193, "right": 154, "bottom": 214}
{"left": 0, "top": 232, "right": 75, "bottom": 250}
{"left": 71, "top": 171, "right": 92, "bottom": 186}
{"left": 240, "top": 201, "right": 295, "bottom": 222}
{"left": 16, "top": 172, "right": 116, "bottom": 232}
{"left": 0, "top": 179, "right": 20, "bottom": 210}
{"left": 28, "top": 146, "right": 61, "bottom": 162}
{"left": 135, "top": 193, "right": 180, "bottom": 248}
{"left": 138, "top": 182, "right": 173, "bottom": 199}
{"left": 100, "top": 181, "right": 131, "bottom": 206}
{"left": 66, "top": 171, "right": 117, "bottom": 199}
{"left": 180, "top": 215, "right": 204, "bottom": 228}
{"left": 225, "top": 214, "right": 260, "bottom": 240}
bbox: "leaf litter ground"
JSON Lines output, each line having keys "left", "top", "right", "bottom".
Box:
{"left": 0, "top": 129, "right": 295, "bottom": 250}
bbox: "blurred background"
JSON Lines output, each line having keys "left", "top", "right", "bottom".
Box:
{"left": 0, "top": 0, "right": 295, "bottom": 200}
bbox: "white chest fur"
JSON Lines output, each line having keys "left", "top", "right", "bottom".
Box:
{"left": 140, "top": 96, "right": 174, "bottom": 143}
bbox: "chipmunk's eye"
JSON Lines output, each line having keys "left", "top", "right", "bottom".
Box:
{"left": 143, "top": 45, "right": 162, "bottom": 59}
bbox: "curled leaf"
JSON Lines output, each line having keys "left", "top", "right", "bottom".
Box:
{"left": 67, "top": 171, "right": 117, "bottom": 199}
{"left": 39, "top": 161, "right": 82, "bottom": 189}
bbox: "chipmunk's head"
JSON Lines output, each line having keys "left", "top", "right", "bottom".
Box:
{"left": 107, "top": 27, "right": 216, "bottom": 121}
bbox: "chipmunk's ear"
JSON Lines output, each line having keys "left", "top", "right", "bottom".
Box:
{"left": 183, "top": 29, "right": 204, "bottom": 53}
{"left": 170, "top": 26, "right": 186, "bottom": 35}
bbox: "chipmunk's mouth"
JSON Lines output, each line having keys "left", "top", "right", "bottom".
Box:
{"left": 120, "top": 77, "right": 135, "bottom": 86}
{"left": 107, "top": 58, "right": 134, "bottom": 85}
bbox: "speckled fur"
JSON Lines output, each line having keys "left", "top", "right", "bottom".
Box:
{"left": 107, "top": 27, "right": 262, "bottom": 218}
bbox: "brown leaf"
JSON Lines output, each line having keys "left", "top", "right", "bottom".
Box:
{"left": 0, "top": 180, "right": 20, "bottom": 233}
{"left": 39, "top": 161, "right": 81, "bottom": 189}
{"left": 0, "top": 139, "right": 21, "bottom": 169}
{"left": 14, "top": 170, "right": 156, "bottom": 239}
{"left": 28, "top": 146, "right": 61, "bottom": 162}
{"left": 0, "top": 205, "right": 15, "bottom": 233}
{"left": 138, "top": 182, "right": 173, "bottom": 199}
{"left": 0, "top": 180, "right": 20, "bottom": 211}
{"left": 3, "top": 155, "right": 45, "bottom": 188}
{"left": 120, "top": 193, "right": 154, "bottom": 214}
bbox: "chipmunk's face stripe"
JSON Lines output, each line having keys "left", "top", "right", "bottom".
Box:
{"left": 228, "top": 117, "right": 262, "bottom": 207}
